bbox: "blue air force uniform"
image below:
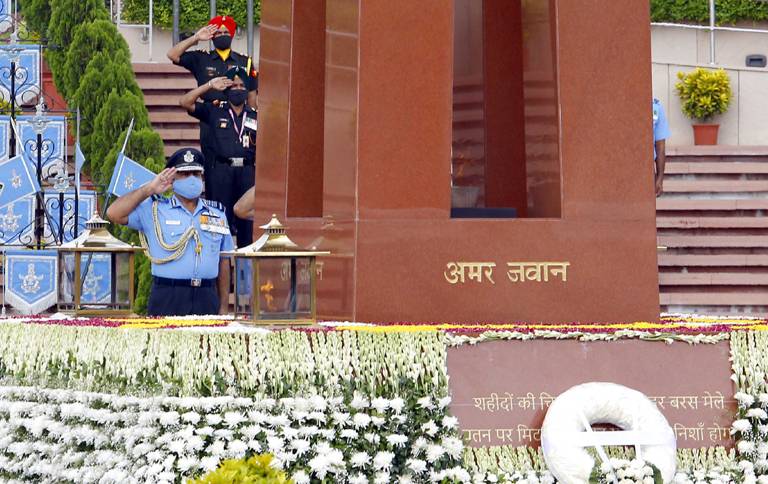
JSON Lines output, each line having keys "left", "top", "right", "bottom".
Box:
{"left": 127, "top": 149, "right": 234, "bottom": 316}
{"left": 127, "top": 195, "right": 233, "bottom": 279}
{"left": 653, "top": 98, "right": 670, "bottom": 160}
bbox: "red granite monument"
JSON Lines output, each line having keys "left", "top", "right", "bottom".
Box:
{"left": 253, "top": 0, "right": 659, "bottom": 323}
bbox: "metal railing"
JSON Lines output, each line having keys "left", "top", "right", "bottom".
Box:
{"left": 651, "top": 0, "right": 768, "bottom": 65}
{"left": 109, "top": 0, "right": 257, "bottom": 62}
{"left": 109, "top": 0, "right": 154, "bottom": 61}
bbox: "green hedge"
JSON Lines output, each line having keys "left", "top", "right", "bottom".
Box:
{"left": 651, "top": 0, "right": 768, "bottom": 24}
{"left": 120, "top": 0, "right": 261, "bottom": 32}
{"left": 20, "top": 0, "right": 164, "bottom": 314}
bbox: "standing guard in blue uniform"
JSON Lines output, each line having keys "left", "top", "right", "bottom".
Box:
{"left": 180, "top": 66, "right": 257, "bottom": 247}
{"left": 653, "top": 98, "right": 671, "bottom": 197}
{"left": 106, "top": 148, "right": 234, "bottom": 316}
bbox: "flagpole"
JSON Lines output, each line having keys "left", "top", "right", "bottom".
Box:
{"left": 1, "top": 253, "right": 6, "bottom": 317}
{"left": 101, "top": 118, "right": 135, "bottom": 218}
{"left": 75, "top": 107, "right": 81, "bottom": 195}
{"left": 74, "top": 107, "right": 81, "bottom": 239}
{"left": 9, "top": 117, "right": 23, "bottom": 156}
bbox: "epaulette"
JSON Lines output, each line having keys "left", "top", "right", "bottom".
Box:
{"left": 202, "top": 198, "right": 224, "bottom": 212}
{"left": 151, "top": 194, "right": 171, "bottom": 203}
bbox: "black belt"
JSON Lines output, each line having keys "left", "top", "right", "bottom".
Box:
{"left": 153, "top": 276, "right": 216, "bottom": 288}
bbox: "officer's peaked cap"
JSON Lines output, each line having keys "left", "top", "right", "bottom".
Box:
{"left": 167, "top": 148, "right": 205, "bottom": 173}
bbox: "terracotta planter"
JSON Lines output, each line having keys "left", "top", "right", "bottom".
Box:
{"left": 692, "top": 124, "right": 719, "bottom": 145}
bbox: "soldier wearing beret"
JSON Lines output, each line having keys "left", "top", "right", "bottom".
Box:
{"left": 180, "top": 66, "right": 256, "bottom": 247}
{"left": 166, "top": 15, "right": 258, "bottom": 197}
{"left": 106, "top": 148, "right": 233, "bottom": 316}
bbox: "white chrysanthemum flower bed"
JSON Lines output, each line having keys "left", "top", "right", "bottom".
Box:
{"left": 0, "top": 387, "right": 468, "bottom": 483}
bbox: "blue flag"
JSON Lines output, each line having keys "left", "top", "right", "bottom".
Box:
{"left": 0, "top": 155, "right": 41, "bottom": 207}
{"left": 74, "top": 142, "right": 85, "bottom": 194}
{"left": 0, "top": 195, "right": 34, "bottom": 244}
{"left": 107, "top": 153, "right": 155, "bottom": 197}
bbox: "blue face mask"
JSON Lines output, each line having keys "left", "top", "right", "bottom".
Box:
{"left": 173, "top": 175, "right": 203, "bottom": 199}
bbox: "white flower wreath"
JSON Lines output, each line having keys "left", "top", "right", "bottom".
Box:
{"left": 540, "top": 382, "right": 677, "bottom": 484}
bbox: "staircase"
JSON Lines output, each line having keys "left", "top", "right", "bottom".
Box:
{"left": 657, "top": 146, "right": 768, "bottom": 316}
{"left": 133, "top": 63, "right": 200, "bottom": 156}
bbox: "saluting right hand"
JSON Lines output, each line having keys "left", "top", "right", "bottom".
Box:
{"left": 148, "top": 168, "right": 176, "bottom": 195}
{"left": 195, "top": 25, "right": 217, "bottom": 42}
{"left": 208, "top": 76, "right": 233, "bottom": 91}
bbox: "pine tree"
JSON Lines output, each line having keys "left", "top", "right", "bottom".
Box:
{"left": 18, "top": 0, "right": 52, "bottom": 37}
{"left": 72, "top": 52, "right": 144, "bottom": 163}
{"left": 46, "top": 0, "right": 108, "bottom": 96}
{"left": 62, "top": 19, "right": 130, "bottom": 99}
{"left": 92, "top": 90, "right": 150, "bottom": 188}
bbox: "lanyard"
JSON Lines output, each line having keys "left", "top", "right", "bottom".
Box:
{"left": 228, "top": 108, "right": 246, "bottom": 140}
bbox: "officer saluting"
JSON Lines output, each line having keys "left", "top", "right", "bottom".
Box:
{"left": 106, "top": 148, "right": 234, "bottom": 316}
{"left": 180, "top": 66, "right": 257, "bottom": 247}
{"left": 166, "top": 15, "right": 258, "bottom": 193}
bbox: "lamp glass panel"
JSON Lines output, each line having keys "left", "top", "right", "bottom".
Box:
{"left": 114, "top": 252, "right": 131, "bottom": 306}
{"left": 235, "top": 257, "right": 254, "bottom": 316}
{"left": 58, "top": 252, "right": 76, "bottom": 305}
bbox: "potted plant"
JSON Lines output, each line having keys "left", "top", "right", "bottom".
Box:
{"left": 675, "top": 67, "right": 732, "bottom": 145}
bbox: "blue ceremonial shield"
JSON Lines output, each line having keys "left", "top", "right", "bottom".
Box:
{"left": 4, "top": 249, "right": 57, "bottom": 314}
{"left": 0, "top": 46, "right": 41, "bottom": 105}
{"left": 0, "top": 117, "right": 9, "bottom": 161}
{"left": 0, "top": 195, "right": 34, "bottom": 245}
{"left": 44, "top": 190, "right": 96, "bottom": 244}
{"left": 0, "top": 155, "right": 41, "bottom": 207}
{"left": 107, "top": 153, "right": 155, "bottom": 197}
{"left": 17, "top": 115, "right": 67, "bottom": 170}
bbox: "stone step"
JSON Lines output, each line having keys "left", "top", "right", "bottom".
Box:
{"left": 658, "top": 253, "right": 768, "bottom": 267}
{"left": 137, "top": 77, "right": 197, "bottom": 91}
{"left": 657, "top": 217, "right": 768, "bottom": 229}
{"left": 154, "top": 128, "right": 200, "bottom": 141}
{"left": 133, "top": 63, "right": 189, "bottom": 74}
{"left": 662, "top": 180, "right": 768, "bottom": 193}
{"left": 656, "top": 199, "right": 768, "bottom": 210}
{"left": 664, "top": 161, "right": 768, "bottom": 174}
{"left": 659, "top": 272, "right": 768, "bottom": 285}
{"left": 657, "top": 234, "right": 768, "bottom": 248}
{"left": 660, "top": 291, "right": 768, "bottom": 305}
{"left": 149, "top": 110, "right": 196, "bottom": 124}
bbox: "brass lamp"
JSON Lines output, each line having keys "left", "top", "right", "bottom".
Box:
{"left": 227, "top": 215, "right": 329, "bottom": 325}
{"left": 56, "top": 212, "right": 140, "bottom": 315}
